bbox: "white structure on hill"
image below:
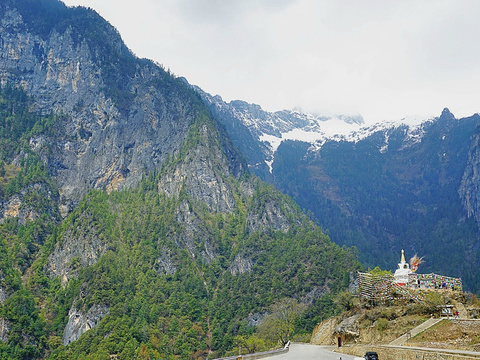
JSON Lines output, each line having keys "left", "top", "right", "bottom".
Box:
{"left": 393, "top": 249, "right": 412, "bottom": 286}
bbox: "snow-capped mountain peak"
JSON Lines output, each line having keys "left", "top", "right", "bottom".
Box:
{"left": 187, "top": 79, "right": 436, "bottom": 173}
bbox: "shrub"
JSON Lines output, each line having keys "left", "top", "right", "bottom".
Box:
{"left": 376, "top": 317, "right": 389, "bottom": 332}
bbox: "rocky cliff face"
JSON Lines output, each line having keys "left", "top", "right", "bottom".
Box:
{"left": 157, "top": 121, "right": 239, "bottom": 214}
{"left": 0, "top": 4, "right": 197, "bottom": 214}
{"left": 0, "top": 183, "right": 55, "bottom": 224}
{"left": 0, "top": 318, "right": 9, "bottom": 343}
{"left": 45, "top": 210, "right": 109, "bottom": 287}
{"left": 155, "top": 118, "right": 299, "bottom": 265}
{"left": 62, "top": 304, "right": 109, "bottom": 346}
{"left": 459, "top": 129, "right": 480, "bottom": 224}
{"left": 40, "top": 114, "right": 324, "bottom": 351}
{"left": 44, "top": 115, "right": 296, "bottom": 290}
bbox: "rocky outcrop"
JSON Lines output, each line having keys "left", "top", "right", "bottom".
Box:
{"left": 158, "top": 122, "right": 237, "bottom": 214}
{"left": 45, "top": 212, "right": 108, "bottom": 286}
{"left": 333, "top": 314, "right": 361, "bottom": 338}
{"left": 62, "top": 304, "right": 109, "bottom": 346}
{"left": 229, "top": 254, "right": 254, "bottom": 275}
{"left": 311, "top": 314, "right": 361, "bottom": 346}
{"left": 310, "top": 317, "right": 337, "bottom": 345}
{"left": 0, "top": 183, "right": 55, "bottom": 225}
{"left": 156, "top": 117, "right": 299, "bottom": 266}
{"left": 246, "top": 312, "right": 265, "bottom": 327}
{"left": 300, "top": 285, "right": 329, "bottom": 305}
{"left": 246, "top": 197, "right": 298, "bottom": 234}
{"left": 0, "top": 196, "right": 21, "bottom": 222}
{"left": 174, "top": 199, "right": 217, "bottom": 264}
{"left": 0, "top": 318, "right": 9, "bottom": 343}
{"left": 0, "top": 287, "right": 6, "bottom": 304}
{"left": 0, "top": 5, "right": 196, "bottom": 213}
{"left": 459, "top": 131, "right": 480, "bottom": 224}
{"left": 156, "top": 247, "right": 177, "bottom": 275}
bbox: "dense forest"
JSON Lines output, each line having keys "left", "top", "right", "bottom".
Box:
{"left": 272, "top": 112, "right": 480, "bottom": 293}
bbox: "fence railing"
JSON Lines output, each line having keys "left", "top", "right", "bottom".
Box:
{"left": 212, "top": 346, "right": 289, "bottom": 360}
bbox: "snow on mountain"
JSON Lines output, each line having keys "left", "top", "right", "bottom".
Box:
{"left": 258, "top": 111, "right": 435, "bottom": 172}
{"left": 191, "top": 82, "right": 365, "bottom": 148}
{"left": 186, "top": 79, "right": 435, "bottom": 171}
{"left": 259, "top": 113, "right": 365, "bottom": 154}
{"left": 203, "top": 88, "right": 432, "bottom": 153}
{"left": 319, "top": 116, "right": 434, "bottom": 148}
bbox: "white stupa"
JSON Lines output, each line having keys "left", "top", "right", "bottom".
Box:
{"left": 393, "top": 249, "right": 412, "bottom": 286}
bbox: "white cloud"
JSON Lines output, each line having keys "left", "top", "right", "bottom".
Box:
{"left": 62, "top": 0, "right": 480, "bottom": 124}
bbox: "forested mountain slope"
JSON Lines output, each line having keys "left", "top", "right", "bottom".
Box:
{"left": 194, "top": 82, "right": 480, "bottom": 293}
{"left": 0, "top": 1, "right": 359, "bottom": 359}
{"left": 271, "top": 109, "right": 480, "bottom": 292}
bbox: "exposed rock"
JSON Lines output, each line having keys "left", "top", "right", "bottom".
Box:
{"left": 0, "top": 287, "right": 6, "bottom": 304}
{"left": 45, "top": 212, "right": 108, "bottom": 287}
{"left": 0, "top": 6, "right": 196, "bottom": 213}
{"left": 300, "top": 285, "right": 328, "bottom": 306}
{"left": 1, "top": 195, "right": 21, "bottom": 220}
{"left": 459, "top": 131, "right": 480, "bottom": 224}
{"left": 468, "top": 308, "right": 480, "bottom": 319}
{"left": 349, "top": 271, "right": 359, "bottom": 294}
{"left": 174, "top": 199, "right": 217, "bottom": 264}
{"left": 333, "top": 314, "right": 361, "bottom": 337}
{"left": 229, "top": 254, "right": 254, "bottom": 276}
{"left": 246, "top": 312, "right": 265, "bottom": 327}
{"left": 310, "top": 317, "right": 338, "bottom": 345}
{"left": 158, "top": 123, "right": 236, "bottom": 213}
{"left": 0, "top": 183, "right": 55, "bottom": 225}
{"left": 0, "top": 318, "right": 9, "bottom": 343}
{"left": 58, "top": 204, "right": 71, "bottom": 219}
{"left": 246, "top": 198, "right": 297, "bottom": 234}
{"left": 156, "top": 247, "right": 177, "bottom": 275}
{"left": 62, "top": 304, "right": 109, "bottom": 346}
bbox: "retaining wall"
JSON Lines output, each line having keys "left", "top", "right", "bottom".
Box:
{"left": 336, "top": 345, "right": 480, "bottom": 360}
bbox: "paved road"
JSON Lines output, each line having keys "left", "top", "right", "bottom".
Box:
{"left": 265, "top": 344, "right": 360, "bottom": 360}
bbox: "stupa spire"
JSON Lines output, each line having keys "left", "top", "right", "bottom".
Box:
{"left": 394, "top": 249, "right": 411, "bottom": 285}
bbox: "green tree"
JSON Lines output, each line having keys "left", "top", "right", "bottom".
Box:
{"left": 334, "top": 291, "right": 357, "bottom": 311}
{"left": 257, "top": 298, "right": 306, "bottom": 347}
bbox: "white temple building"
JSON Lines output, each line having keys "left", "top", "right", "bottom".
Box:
{"left": 393, "top": 249, "right": 412, "bottom": 286}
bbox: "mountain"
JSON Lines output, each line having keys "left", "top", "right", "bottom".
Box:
{"left": 273, "top": 109, "right": 480, "bottom": 291}
{"left": 191, "top": 83, "right": 364, "bottom": 180}
{"left": 191, "top": 90, "right": 480, "bottom": 293}
{"left": 0, "top": 1, "right": 358, "bottom": 359}
{"left": 1, "top": 0, "right": 201, "bottom": 215}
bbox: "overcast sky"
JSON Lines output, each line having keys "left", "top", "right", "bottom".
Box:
{"left": 61, "top": 0, "right": 480, "bottom": 124}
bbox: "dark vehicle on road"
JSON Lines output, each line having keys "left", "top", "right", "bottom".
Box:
{"left": 364, "top": 352, "right": 378, "bottom": 360}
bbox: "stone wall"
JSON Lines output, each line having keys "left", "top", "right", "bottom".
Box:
{"left": 336, "top": 345, "right": 480, "bottom": 360}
